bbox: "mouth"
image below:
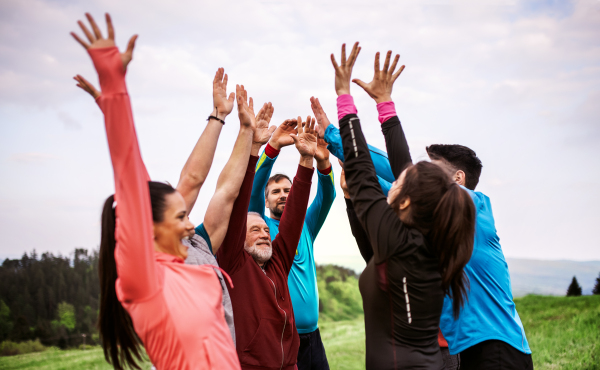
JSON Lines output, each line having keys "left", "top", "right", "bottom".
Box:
{"left": 182, "top": 236, "right": 190, "bottom": 241}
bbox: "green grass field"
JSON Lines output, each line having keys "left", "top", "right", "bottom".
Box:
{"left": 1, "top": 295, "right": 598, "bottom": 369}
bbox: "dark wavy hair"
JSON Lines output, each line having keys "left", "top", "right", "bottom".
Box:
{"left": 390, "top": 161, "right": 476, "bottom": 318}
{"left": 98, "top": 181, "right": 176, "bottom": 370}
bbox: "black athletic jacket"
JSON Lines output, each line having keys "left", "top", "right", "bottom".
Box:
{"left": 340, "top": 113, "right": 444, "bottom": 370}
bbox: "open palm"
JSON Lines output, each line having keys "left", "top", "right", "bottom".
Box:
{"left": 291, "top": 116, "right": 317, "bottom": 157}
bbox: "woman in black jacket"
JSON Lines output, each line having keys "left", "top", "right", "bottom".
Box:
{"left": 330, "top": 42, "right": 476, "bottom": 369}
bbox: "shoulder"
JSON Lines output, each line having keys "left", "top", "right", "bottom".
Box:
{"left": 185, "top": 235, "right": 217, "bottom": 266}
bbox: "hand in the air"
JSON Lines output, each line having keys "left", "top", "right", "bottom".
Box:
{"left": 269, "top": 119, "right": 298, "bottom": 150}
{"left": 236, "top": 84, "right": 255, "bottom": 129}
{"left": 310, "top": 97, "right": 330, "bottom": 138}
{"left": 331, "top": 42, "right": 361, "bottom": 96}
{"left": 291, "top": 116, "right": 318, "bottom": 158}
{"left": 73, "top": 75, "right": 101, "bottom": 99}
{"left": 353, "top": 50, "right": 405, "bottom": 104}
{"left": 71, "top": 13, "right": 138, "bottom": 71}
{"left": 315, "top": 137, "right": 330, "bottom": 162}
{"left": 213, "top": 68, "right": 235, "bottom": 119}
{"left": 253, "top": 102, "right": 277, "bottom": 146}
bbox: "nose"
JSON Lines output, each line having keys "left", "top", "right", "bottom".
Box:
{"left": 185, "top": 217, "right": 195, "bottom": 231}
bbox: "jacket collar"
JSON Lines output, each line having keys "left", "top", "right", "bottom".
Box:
{"left": 154, "top": 251, "right": 184, "bottom": 264}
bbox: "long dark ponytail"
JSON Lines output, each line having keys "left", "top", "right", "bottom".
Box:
{"left": 98, "top": 181, "right": 176, "bottom": 370}
{"left": 394, "top": 161, "right": 476, "bottom": 318}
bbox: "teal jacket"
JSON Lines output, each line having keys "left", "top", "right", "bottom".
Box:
{"left": 249, "top": 150, "right": 336, "bottom": 334}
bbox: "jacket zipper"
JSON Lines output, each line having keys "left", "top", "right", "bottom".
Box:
{"left": 263, "top": 269, "right": 286, "bottom": 370}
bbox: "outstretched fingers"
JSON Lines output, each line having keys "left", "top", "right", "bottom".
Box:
{"left": 388, "top": 54, "right": 400, "bottom": 76}
{"left": 74, "top": 75, "right": 100, "bottom": 98}
{"left": 106, "top": 13, "right": 115, "bottom": 40}
{"left": 382, "top": 51, "right": 392, "bottom": 75}
{"left": 77, "top": 20, "right": 95, "bottom": 44}
{"left": 71, "top": 32, "right": 90, "bottom": 49}
{"left": 85, "top": 13, "right": 103, "bottom": 40}
{"left": 374, "top": 52, "right": 380, "bottom": 74}
{"left": 341, "top": 43, "right": 347, "bottom": 66}
{"left": 125, "top": 34, "right": 138, "bottom": 55}
{"left": 348, "top": 42, "right": 361, "bottom": 68}
{"left": 392, "top": 65, "right": 405, "bottom": 82}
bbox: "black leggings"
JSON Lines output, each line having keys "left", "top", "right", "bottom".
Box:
{"left": 460, "top": 340, "right": 533, "bottom": 370}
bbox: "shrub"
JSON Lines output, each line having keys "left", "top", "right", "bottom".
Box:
{"left": 593, "top": 273, "right": 600, "bottom": 295}
{"left": 0, "top": 339, "right": 47, "bottom": 356}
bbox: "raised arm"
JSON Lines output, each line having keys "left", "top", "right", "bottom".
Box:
{"left": 176, "top": 68, "right": 235, "bottom": 213}
{"left": 339, "top": 164, "right": 373, "bottom": 263}
{"left": 72, "top": 14, "right": 156, "bottom": 302}
{"left": 215, "top": 86, "right": 268, "bottom": 273}
{"left": 204, "top": 97, "right": 275, "bottom": 253}
{"left": 249, "top": 119, "right": 297, "bottom": 216}
{"left": 354, "top": 50, "right": 410, "bottom": 178}
{"left": 272, "top": 117, "right": 317, "bottom": 272}
{"left": 333, "top": 42, "right": 410, "bottom": 263}
{"left": 304, "top": 137, "right": 336, "bottom": 240}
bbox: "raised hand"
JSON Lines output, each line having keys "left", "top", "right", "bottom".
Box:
{"left": 253, "top": 102, "right": 276, "bottom": 146}
{"left": 353, "top": 50, "right": 405, "bottom": 104}
{"left": 310, "top": 96, "right": 330, "bottom": 138}
{"left": 236, "top": 84, "right": 255, "bottom": 129}
{"left": 291, "top": 116, "right": 318, "bottom": 158}
{"left": 71, "top": 13, "right": 137, "bottom": 71}
{"left": 73, "top": 75, "right": 101, "bottom": 99}
{"left": 269, "top": 119, "right": 298, "bottom": 150}
{"left": 330, "top": 42, "right": 361, "bottom": 96}
{"left": 213, "top": 68, "right": 235, "bottom": 120}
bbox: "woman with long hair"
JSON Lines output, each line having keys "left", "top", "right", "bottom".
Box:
{"left": 331, "top": 42, "right": 476, "bottom": 369}
{"left": 70, "top": 13, "right": 244, "bottom": 369}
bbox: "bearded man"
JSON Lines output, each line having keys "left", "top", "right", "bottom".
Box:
{"left": 216, "top": 117, "right": 318, "bottom": 370}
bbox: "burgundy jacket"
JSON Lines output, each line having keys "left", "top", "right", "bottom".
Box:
{"left": 217, "top": 155, "right": 313, "bottom": 370}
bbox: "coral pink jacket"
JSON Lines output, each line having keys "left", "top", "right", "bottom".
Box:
{"left": 90, "top": 46, "right": 240, "bottom": 370}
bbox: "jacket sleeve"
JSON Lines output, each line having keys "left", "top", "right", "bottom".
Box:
{"left": 345, "top": 198, "right": 373, "bottom": 263}
{"left": 89, "top": 47, "right": 156, "bottom": 303}
{"left": 340, "top": 113, "right": 411, "bottom": 263}
{"left": 381, "top": 116, "right": 412, "bottom": 178}
{"left": 304, "top": 168, "right": 336, "bottom": 241}
{"left": 272, "top": 165, "right": 314, "bottom": 273}
{"left": 249, "top": 149, "right": 277, "bottom": 217}
{"left": 216, "top": 155, "right": 258, "bottom": 275}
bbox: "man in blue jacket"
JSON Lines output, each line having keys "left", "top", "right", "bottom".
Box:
{"left": 249, "top": 117, "right": 336, "bottom": 370}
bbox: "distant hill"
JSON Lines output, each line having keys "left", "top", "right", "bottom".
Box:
{"left": 316, "top": 255, "right": 600, "bottom": 297}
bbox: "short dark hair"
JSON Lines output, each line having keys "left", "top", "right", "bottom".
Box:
{"left": 426, "top": 144, "right": 483, "bottom": 190}
{"left": 265, "top": 174, "right": 292, "bottom": 198}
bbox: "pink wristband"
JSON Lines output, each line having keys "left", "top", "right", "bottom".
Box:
{"left": 377, "top": 101, "right": 396, "bottom": 124}
{"left": 337, "top": 94, "right": 358, "bottom": 121}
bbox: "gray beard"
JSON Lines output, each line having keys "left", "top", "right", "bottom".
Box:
{"left": 244, "top": 243, "right": 273, "bottom": 264}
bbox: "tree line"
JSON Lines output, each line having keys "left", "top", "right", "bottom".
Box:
{"left": 0, "top": 249, "right": 99, "bottom": 348}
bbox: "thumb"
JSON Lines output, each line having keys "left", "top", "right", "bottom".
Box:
{"left": 268, "top": 126, "right": 277, "bottom": 135}
{"left": 352, "top": 79, "right": 368, "bottom": 90}
{"left": 228, "top": 92, "right": 235, "bottom": 102}
{"left": 290, "top": 134, "right": 299, "bottom": 145}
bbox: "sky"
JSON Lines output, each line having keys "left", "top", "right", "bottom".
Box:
{"left": 0, "top": 0, "right": 599, "bottom": 263}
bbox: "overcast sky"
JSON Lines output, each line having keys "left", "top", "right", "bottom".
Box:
{"left": 1, "top": 0, "right": 599, "bottom": 263}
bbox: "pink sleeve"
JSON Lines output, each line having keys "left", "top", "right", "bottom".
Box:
{"left": 90, "top": 47, "right": 157, "bottom": 303}
{"left": 377, "top": 101, "right": 397, "bottom": 124}
{"left": 337, "top": 94, "right": 358, "bottom": 121}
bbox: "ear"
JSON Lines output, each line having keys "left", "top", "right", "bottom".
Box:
{"left": 399, "top": 197, "right": 411, "bottom": 210}
{"left": 454, "top": 170, "right": 466, "bottom": 187}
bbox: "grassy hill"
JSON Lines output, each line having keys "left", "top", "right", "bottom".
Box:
{"left": 1, "top": 264, "right": 598, "bottom": 369}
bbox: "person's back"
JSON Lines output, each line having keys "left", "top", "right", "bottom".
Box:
{"left": 440, "top": 189, "right": 530, "bottom": 355}
{"left": 359, "top": 228, "right": 445, "bottom": 369}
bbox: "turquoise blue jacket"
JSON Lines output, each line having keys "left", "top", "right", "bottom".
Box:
{"left": 324, "top": 124, "right": 395, "bottom": 195}
{"left": 249, "top": 150, "right": 336, "bottom": 334}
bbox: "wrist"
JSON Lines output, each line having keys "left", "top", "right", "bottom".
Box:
{"left": 212, "top": 108, "right": 228, "bottom": 121}
{"left": 299, "top": 155, "right": 314, "bottom": 169}
{"left": 336, "top": 88, "right": 350, "bottom": 96}
{"left": 374, "top": 95, "right": 392, "bottom": 104}
{"left": 316, "top": 158, "right": 331, "bottom": 171}
{"left": 268, "top": 139, "right": 282, "bottom": 151}
{"left": 251, "top": 143, "right": 262, "bottom": 156}
{"left": 265, "top": 143, "right": 280, "bottom": 159}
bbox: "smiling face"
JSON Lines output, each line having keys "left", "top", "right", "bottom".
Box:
{"left": 244, "top": 213, "right": 273, "bottom": 266}
{"left": 153, "top": 191, "right": 195, "bottom": 260}
{"left": 265, "top": 178, "right": 292, "bottom": 220}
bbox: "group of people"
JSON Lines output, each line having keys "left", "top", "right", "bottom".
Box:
{"left": 71, "top": 12, "right": 533, "bottom": 370}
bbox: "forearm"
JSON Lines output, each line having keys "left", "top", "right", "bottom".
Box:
{"left": 316, "top": 157, "right": 331, "bottom": 171}
{"left": 345, "top": 198, "right": 374, "bottom": 263}
{"left": 203, "top": 127, "right": 253, "bottom": 253}
{"left": 276, "top": 165, "right": 314, "bottom": 270}
{"left": 90, "top": 47, "right": 156, "bottom": 301}
{"left": 306, "top": 168, "right": 336, "bottom": 238}
{"left": 249, "top": 145, "right": 278, "bottom": 215}
{"left": 299, "top": 155, "right": 314, "bottom": 169}
{"left": 216, "top": 155, "right": 258, "bottom": 272}
{"left": 177, "top": 118, "right": 224, "bottom": 212}
{"left": 379, "top": 102, "right": 411, "bottom": 178}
